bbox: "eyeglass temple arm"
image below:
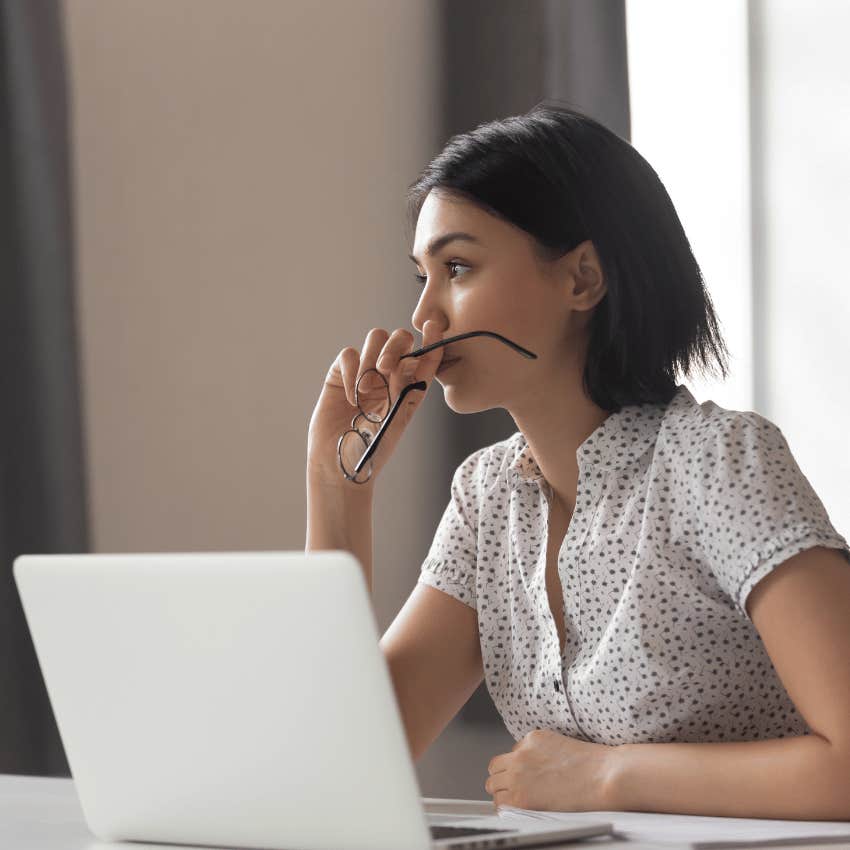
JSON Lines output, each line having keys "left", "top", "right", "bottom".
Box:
{"left": 400, "top": 331, "right": 537, "bottom": 361}
{"left": 352, "top": 380, "right": 427, "bottom": 475}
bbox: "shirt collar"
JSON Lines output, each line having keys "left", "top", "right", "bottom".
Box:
{"left": 506, "top": 385, "right": 693, "bottom": 490}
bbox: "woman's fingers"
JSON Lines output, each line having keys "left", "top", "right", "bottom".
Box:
{"left": 376, "top": 330, "right": 417, "bottom": 403}
{"left": 357, "top": 328, "right": 391, "bottom": 386}
{"left": 333, "top": 324, "right": 445, "bottom": 417}
{"left": 337, "top": 347, "right": 360, "bottom": 408}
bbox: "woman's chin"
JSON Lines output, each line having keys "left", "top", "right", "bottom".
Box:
{"left": 440, "top": 385, "right": 493, "bottom": 415}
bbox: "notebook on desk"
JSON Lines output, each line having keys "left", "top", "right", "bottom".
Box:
{"left": 14, "top": 551, "right": 614, "bottom": 850}
{"left": 498, "top": 805, "right": 850, "bottom": 848}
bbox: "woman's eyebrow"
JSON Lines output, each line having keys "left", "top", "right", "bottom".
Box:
{"left": 408, "top": 232, "right": 480, "bottom": 264}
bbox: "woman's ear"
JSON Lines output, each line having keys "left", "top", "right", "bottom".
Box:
{"left": 566, "top": 240, "right": 606, "bottom": 311}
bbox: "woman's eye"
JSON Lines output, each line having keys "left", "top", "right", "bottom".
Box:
{"left": 413, "top": 261, "right": 470, "bottom": 286}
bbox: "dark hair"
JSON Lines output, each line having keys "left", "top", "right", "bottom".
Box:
{"left": 405, "top": 101, "right": 730, "bottom": 412}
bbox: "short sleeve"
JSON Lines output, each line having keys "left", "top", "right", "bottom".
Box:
{"left": 417, "top": 447, "right": 489, "bottom": 610}
{"left": 692, "top": 412, "right": 850, "bottom": 621}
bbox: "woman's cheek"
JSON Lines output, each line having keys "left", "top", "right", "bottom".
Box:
{"left": 455, "top": 289, "right": 509, "bottom": 334}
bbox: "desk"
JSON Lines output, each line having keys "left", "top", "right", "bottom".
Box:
{"left": 2, "top": 774, "right": 849, "bottom": 850}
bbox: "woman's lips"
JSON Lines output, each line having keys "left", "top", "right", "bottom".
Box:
{"left": 436, "top": 356, "right": 462, "bottom": 375}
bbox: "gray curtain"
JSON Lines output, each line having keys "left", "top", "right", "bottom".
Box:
{"left": 434, "top": 0, "right": 631, "bottom": 722}
{"left": 0, "top": 0, "right": 87, "bottom": 776}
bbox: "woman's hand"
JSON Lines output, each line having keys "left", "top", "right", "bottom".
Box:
{"left": 306, "top": 320, "right": 445, "bottom": 490}
{"left": 485, "top": 729, "right": 619, "bottom": 813}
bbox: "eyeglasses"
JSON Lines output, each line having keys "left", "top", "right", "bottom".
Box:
{"left": 337, "top": 330, "right": 537, "bottom": 484}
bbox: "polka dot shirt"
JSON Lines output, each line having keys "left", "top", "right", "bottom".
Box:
{"left": 418, "top": 385, "right": 850, "bottom": 745}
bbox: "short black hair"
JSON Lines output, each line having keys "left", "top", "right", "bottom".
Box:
{"left": 406, "top": 101, "right": 730, "bottom": 412}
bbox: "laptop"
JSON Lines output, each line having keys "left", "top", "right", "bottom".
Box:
{"left": 14, "top": 551, "right": 613, "bottom": 850}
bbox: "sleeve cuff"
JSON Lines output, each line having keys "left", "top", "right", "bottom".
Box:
{"left": 736, "top": 521, "right": 850, "bottom": 621}
{"left": 418, "top": 559, "right": 476, "bottom": 610}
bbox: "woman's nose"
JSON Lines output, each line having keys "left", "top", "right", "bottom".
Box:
{"left": 411, "top": 304, "right": 445, "bottom": 336}
{"left": 411, "top": 276, "right": 451, "bottom": 334}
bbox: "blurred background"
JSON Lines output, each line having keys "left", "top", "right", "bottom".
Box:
{"left": 1, "top": 0, "right": 848, "bottom": 800}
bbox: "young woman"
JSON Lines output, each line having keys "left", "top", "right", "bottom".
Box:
{"left": 305, "top": 104, "right": 850, "bottom": 819}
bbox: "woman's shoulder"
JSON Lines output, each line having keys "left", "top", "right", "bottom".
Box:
{"left": 452, "top": 431, "right": 526, "bottom": 494}
{"left": 661, "top": 385, "right": 788, "bottom": 462}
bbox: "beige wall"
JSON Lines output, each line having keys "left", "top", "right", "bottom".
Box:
{"left": 64, "top": 0, "right": 512, "bottom": 799}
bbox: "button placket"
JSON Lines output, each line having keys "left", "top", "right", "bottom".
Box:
{"left": 537, "top": 484, "right": 590, "bottom": 737}
{"left": 529, "top": 486, "right": 561, "bottom": 703}
{"left": 559, "top": 466, "right": 610, "bottom": 742}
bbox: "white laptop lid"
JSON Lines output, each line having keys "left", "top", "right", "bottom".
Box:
{"left": 14, "top": 551, "right": 433, "bottom": 850}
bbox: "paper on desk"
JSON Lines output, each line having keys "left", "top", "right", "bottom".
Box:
{"left": 497, "top": 806, "right": 850, "bottom": 848}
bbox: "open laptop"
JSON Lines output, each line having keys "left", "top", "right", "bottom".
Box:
{"left": 14, "top": 551, "right": 613, "bottom": 850}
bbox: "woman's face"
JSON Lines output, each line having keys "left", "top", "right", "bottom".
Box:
{"left": 410, "top": 189, "right": 596, "bottom": 414}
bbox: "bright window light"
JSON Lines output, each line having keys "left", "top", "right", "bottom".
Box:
{"left": 626, "top": 0, "right": 752, "bottom": 412}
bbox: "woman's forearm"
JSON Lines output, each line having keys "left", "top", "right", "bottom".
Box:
{"left": 607, "top": 732, "right": 850, "bottom": 820}
{"left": 305, "top": 474, "right": 375, "bottom": 593}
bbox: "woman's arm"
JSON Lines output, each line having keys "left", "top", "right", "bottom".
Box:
{"left": 607, "top": 545, "right": 850, "bottom": 819}
{"left": 380, "top": 583, "right": 483, "bottom": 762}
{"left": 306, "top": 479, "right": 481, "bottom": 762}
{"left": 305, "top": 474, "right": 374, "bottom": 590}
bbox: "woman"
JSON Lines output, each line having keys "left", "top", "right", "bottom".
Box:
{"left": 305, "top": 104, "right": 850, "bottom": 819}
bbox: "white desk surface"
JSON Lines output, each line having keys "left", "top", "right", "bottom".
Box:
{"left": 2, "top": 773, "right": 849, "bottom": 850}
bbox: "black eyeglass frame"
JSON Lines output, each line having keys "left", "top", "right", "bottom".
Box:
{"left": 337, "top": 330, "right": 537, "bottom": 484}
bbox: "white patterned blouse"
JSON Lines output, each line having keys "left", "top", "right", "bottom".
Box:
{"left": 418, "top": 385, "right": 850, "bottom": 745}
